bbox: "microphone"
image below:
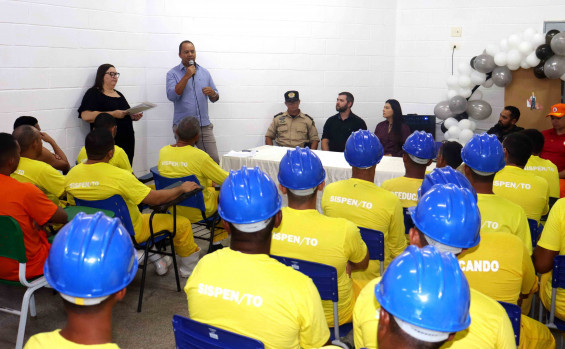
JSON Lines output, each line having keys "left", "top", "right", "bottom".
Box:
{"left": 188, "top": 60, "right": 194, "bottom": 66}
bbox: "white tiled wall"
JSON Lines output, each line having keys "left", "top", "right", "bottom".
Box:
{"left": 1, "top": 0, "right": 563, "bottom": 173}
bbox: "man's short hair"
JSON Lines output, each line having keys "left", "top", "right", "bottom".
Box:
{"left": 176, "top": 116, "right": 201, "bottom": 141}
{"left": 503, "top": 133, "right": 532, "bottom": 167}
{"left": 13, "top": 116, "right": 38, "bottom": 130}
{"left": 93, "top": 113, "right": 117, "bottom": 130}
{"left": 0, "top": 133, "right": 19, "bottom": 166}
{"left": 504, "top": 106, "right": 520, "bottom": 122}
{"left": 85, "top": 129, "right": 115, "bottom": 161}
{"left": 179, "top": 40, "right": 194, "bottom": 54}
{"left": 12, "top": 125, "right": 40, "bottom": 153}
{"left": 339, "top": 92, "right": 354, "bottom": 106}
{"left": 521, "top": 129, "right": 544, "bottom": 155}
{"left": 439, "top": 141, "right": 463, "bottom": 169}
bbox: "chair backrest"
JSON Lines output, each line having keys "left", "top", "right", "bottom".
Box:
{"left": 358, "top": 227, "right": 384, "bottom": 261}
{"left": 270, "top": 255, "right": 338, "bottom": 302}
{"left": 527, "top": 218, "right": 541, "bottom": 248}
{"left": 0, "top": 216, "right": 26, "bottom": 263}
{"left": 172, "top": 315, "right": 264, "bottom": 349}
{"left": 552, "top": 256, "right": 565, "bottom": 289}
{"left": 74, "top": 195, "right": 135, "bottom": 237}
{"left": 402, "top": 208, "right": 413, "bottom": 236}
{"left": 498, "top": 301, "right": 521, "bottom": 346}
{"left": 151, "top": 166, "right": 206, "bottom": 214}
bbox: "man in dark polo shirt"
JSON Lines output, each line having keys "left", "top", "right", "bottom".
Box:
{"left": 321, "top": 92, "right": 367, "bottom": 152}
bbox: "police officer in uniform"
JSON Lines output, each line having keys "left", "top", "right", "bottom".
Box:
{"left": 265, "top": 91, "right": 320, "bottom": 149}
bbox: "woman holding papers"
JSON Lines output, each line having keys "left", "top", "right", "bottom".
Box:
{"left": 78, "top": 63, "right": 142, "bottom": 163}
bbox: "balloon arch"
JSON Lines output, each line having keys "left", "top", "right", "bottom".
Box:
{"left": 434, "top": 28, "right": 565, "bottom": 144}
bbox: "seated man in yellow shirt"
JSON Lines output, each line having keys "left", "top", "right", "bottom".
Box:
{"left": 185, "top": 167, "right": 330, "bottom": 349}
{"left": 322, "top": 130, "right": 406, "bottom": 291}
{"left": 494, "top": 132, "right": 549, "bottom": 223}
{"left": 158, "top": 116, "right": 228, "bottom": 249}
{"left": 462, "top": 133, "right": 532, "bottom": 254}
{"left": 381, "top": 131, "right": 436, "bottom": 208}
{"left": 13, "top": 115, "right": 70, "bottom": 173}
{"left": 25, "top": 213, "right": 135, "bottom": 349}
{"left": 374, "top": 245, "right": 472, "bottom": 349}
{"left": 523, "top": 129, "right": 560, "bottom": 202}
{"left": 65, "top": 129, "right": 201, "bottom": 277}
{"left": 272, "top": 147, "right": 369, "bottom": 328}
{"left": 77, "top": 113, "right": 132, "bottom": 172}
{"left": 11, "top": 125, "right": 65, "bottom": 205}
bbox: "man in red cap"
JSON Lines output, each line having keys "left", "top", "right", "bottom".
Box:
{"left": 540, "top": 103, "right": 565, "bottom": 197}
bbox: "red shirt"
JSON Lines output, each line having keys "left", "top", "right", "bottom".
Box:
{"left": 0, "top": 175, "right": 57, "bottom": 281}
{"left": 374, "top": 121, "right": 411, "bottom": 157}
{"left": 540, "top": 129, "right": 565, "bottom": 172}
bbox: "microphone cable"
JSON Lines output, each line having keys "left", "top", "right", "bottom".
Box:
{"left": 191, "top": 64, "right": 207, "bottom": 153}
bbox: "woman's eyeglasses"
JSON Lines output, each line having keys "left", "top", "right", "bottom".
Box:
{"left": 106, "top": 72, "right": 120, "bottom": 78}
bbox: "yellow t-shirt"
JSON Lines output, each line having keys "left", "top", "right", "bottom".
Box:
{"left": 458, "top": 232, "right": 536, "bottom": 305}
{"left": 24, "top": 330, "right": 119, "bottom": 349}
{"left": 185, "top": 248, "right": 330, "bottom": 349}
{"left": 65, "top": 163, "right": 150, "bottom": 237}
{"left": 158, "top": 144, "right": 228, "bottom": 223}
{"left": 11, "top": 157, "right": 65, "bottom": 205}
{"left": 76, "top": 145, "right": 132, "bottom": 172}
{"left": 380, "top": 177, "right": 422, "bottom": 208}
{"left": 321, "top": 178, "right": 406, "bottom": 283}
{"left": 477, "top": 193, "right": 532, "bottom": 255}
{"left": 493, "top": 165, "right": 549, "bottom": 222}
{"left": 353, "top": 278, "right": 515, "bottom": 349}
{"left": 271, "top": 207, "right": 368, "bottom": 327}
{"left": 525, "top": 155, "right": 560, "bottom": 199}
{"left": 537, "top": 198, "right": 565, "bottom": 321}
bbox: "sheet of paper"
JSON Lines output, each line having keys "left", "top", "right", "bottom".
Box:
{"left": 225, "top": 150, "right": 256, "bottom": 158}
{"left": 127, "top": 102, "right": 157, "bottom": 115}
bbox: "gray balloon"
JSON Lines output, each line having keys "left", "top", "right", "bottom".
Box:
{"left": 473, "top": 54, "right": 496, "bottom": 73}
{"left": 434, "top": 101, "right": 455, "bottom": 120}
{"left": 466, "top": 100, "right": 492, "bottom": 120}
{"left": 550, "top": 32, "right": 565, "bottom": 56}
{"left": 448, "top": 95, "right": 468, "bottom": 114}
{"left": 491, "top": 66, "right": 513, "bottom": 87}
{"left": 544, "top": 55, "right": 565, "bottom": 79}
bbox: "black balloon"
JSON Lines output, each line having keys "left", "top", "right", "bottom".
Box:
{"left": 534, "top": 61, "right": 546, "bottom": 79}
{"left": 546, "top": 29, "right": 560, "bottom": 45}
{"left": 536, "top": 44, "right": 554, "bottom": 60}
{"left": 470, "top": 56, "right": 477, "bottom": 69}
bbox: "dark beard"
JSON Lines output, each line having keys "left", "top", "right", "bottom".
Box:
{"left": 336, "top": 105, "right": 347, "bottom": 113}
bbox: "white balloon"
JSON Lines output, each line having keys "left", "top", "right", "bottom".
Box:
{"left": 482, "top": 79, "right": 494, "bottom": 88}
{"left": 531, "top": 33, "right": 545, "bottom": 47}
{"left": 499, "top": 39, "right": 509, "bottom": 52}
{"left": 507, "top": 49, "right": 522, "bottom": 66}
{"left": 444, "top": 117, "right": 459, "bottom": 129}
{"left": 508, "top": 63, "right": 520, "bottom": 71}
{"left": 443, "top": 130, "right": 451, "bottom": 140}
{"left": 518, "top": 41, "right": 533, "bottom": 55}
{"left": 523, "top": 28, "right": 536, "bottom": 41}
{"left": 458, "top": 119, "right": 472, "bottom": 130}
{"left": 470, "top": 70, "right": 487, "bottom": 85}
{"left": 485, "top": 44, "right": 500, "bottom": 57}
{"left": 469, "top": 90, "right": 483, "bottom": 100}
{"left": 457, "top": 88, "right": 472, "bottom": 98}
{"left": 526, "top": 51, "right": 541, "bottom": 67}
{"left": 469, "top": 120, "right": 477, "bottom": 131}
{"left": 448, "top": 138, "right": 459, "bottom": 143}
{"left": 447, "top": 89, "right": 458, "bottom": 99}
{"left": 447, "top": 75, "right": 459, "bottom": 89}
{"left": 520, "top": 61, "right": 531, "bottom": 69}
{"left": 459, "top": 129, "right": 475, "bottom": 144}
{"left": 448, "top": 125, "right": 462, "bottom": 139}
{"left": 562, "top": 72, "right": 565, "bottom": 81}
{"left": 508, "top": 34, "right": 522, "bottom": 48}
{"left": 458, "top": 62, "right": 473, "bottom": 75}
{"left": 458, "top": 75, "right": 472, "bottom": 88}
{"left": 494, "top": 52, "right": 508, "bottom": 66}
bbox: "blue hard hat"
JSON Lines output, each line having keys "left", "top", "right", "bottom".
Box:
{"left": 219, "top": 166, "right": 282, "bottom": 224}
{"left": 402, "top": 131, "right": 436, "bottom": 160}
{"left": 44, "top": 212, "right": 137, "bottom": 303}
{"left": 418, "top": 166, "right": 477, "bottom": 200}
{"left": 344, "top": 130, "right": 384, "bottom": 168}
{"left": 375, "top": 245, "right": 471, "bottom": 333}
{"left": 409, "top": 184, "right": 480, "bottom": 249}
{"left": 461, "top": 133, "right": 505, "bottom": 173}
{"left": 278, "top": 147, "right": 325, "bottom": 190}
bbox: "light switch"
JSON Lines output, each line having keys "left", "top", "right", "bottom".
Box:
{"left": 451, "top": 26, "right": 462, "bottom": 37}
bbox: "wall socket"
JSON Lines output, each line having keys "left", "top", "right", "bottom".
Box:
{"left": 450, "top": 43, "right": 460, "bottom": 50}
{"left": 451, "top": 26, "right": 462, "bottom": 37}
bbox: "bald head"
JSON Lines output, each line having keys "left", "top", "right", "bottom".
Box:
{"left": 176, "top": 116, "right": 200, "bottom": 143}
{"left": 12, "top": 125, "right": 41, "bottom": 156}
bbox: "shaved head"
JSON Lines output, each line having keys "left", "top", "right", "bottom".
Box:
{"left": 12, "top": 125, "right": 41, "bottom": 153}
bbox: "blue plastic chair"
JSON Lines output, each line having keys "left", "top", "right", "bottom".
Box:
{"left": 151, "top": 166, "right": 221, "bottom": 253}
{"left": 74, "top": 195, "right": 181, "bottom": 312}
{"left": 545, "top": 255, "right": 565, "bottom": 333}
{"left": 172, "top": 315, "right": 264, "bottom": 349}
{"left": 270, "top": 255, "right": 349, "bottom": 348}
{"left": 358, "top": 227, "right": 385, "bottom": 275}
{"left": 498, "top": 301, "right": 521, "bottom": 346}
{"left": 403, "top": 208, "right": 413, "bottom": 236}
{"left": 527, "top": 218, "right": 542, "bottom": 248}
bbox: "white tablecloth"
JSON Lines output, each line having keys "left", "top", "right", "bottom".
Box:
{"left": 221, "top": 145, "right": 435, "bottom": 210}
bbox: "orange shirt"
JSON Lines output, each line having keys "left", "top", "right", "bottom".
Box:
{"left": 0, "top": 175, "right": 57, "bottom": 281}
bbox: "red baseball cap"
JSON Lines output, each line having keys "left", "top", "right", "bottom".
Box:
{"left": 547, "top": 104, "right": 565, "bottom": 118}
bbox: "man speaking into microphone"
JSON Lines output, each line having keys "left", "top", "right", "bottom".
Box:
{"left": 166, "top": 40, "right": 220, "bottom": 163}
